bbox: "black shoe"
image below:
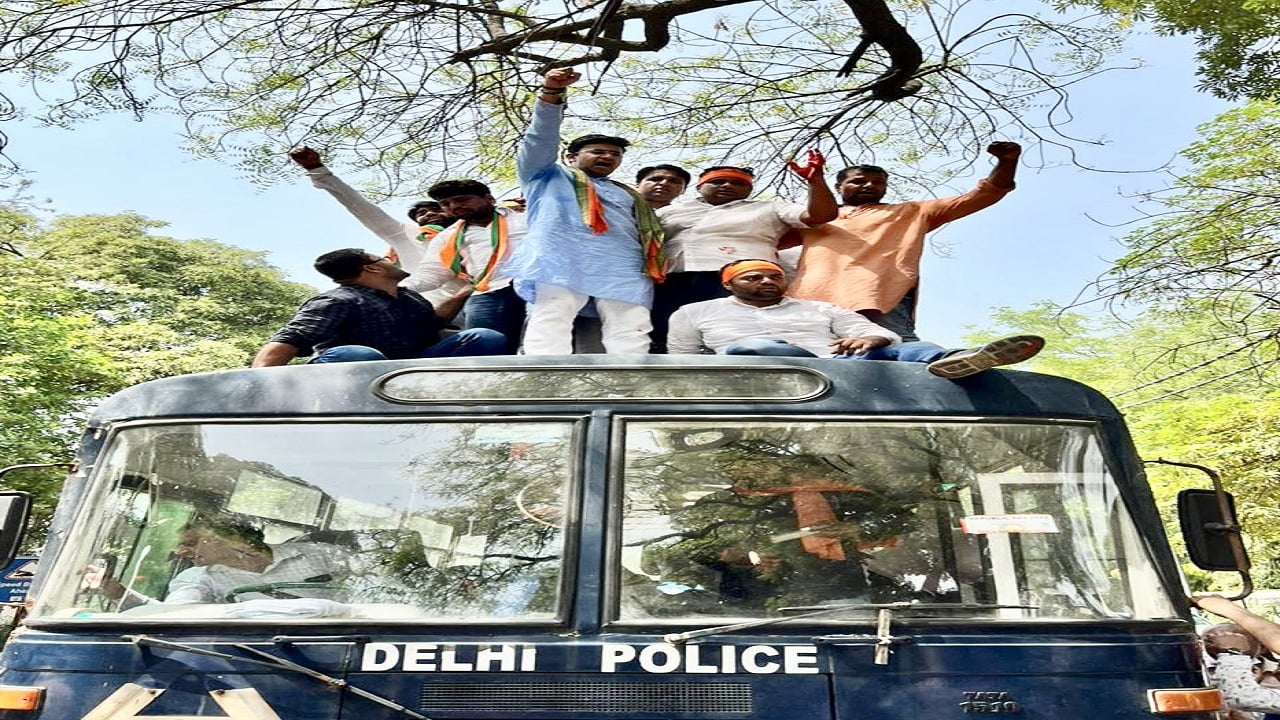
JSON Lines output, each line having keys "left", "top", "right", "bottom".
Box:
{"left": 926, "top": 335, "right": 1046, "bottom": 379}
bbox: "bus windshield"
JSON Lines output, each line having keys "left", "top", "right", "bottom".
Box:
{"left": 36, "top": 419, "right": 578, "bottom": 622}
{"left": 615, "top": 419, "right": 1177, "bottom": 623}
{"left": 34, "top": 414, "right": 1177, "bottom": 625}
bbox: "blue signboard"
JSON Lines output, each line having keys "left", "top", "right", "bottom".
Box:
{"left": 0, "top": 557, "right": 38, "bottom": 603}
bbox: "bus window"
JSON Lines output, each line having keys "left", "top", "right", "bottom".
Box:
{"left": 615, "top": 419, "right": 1178, "bottom": 623}
{"left": 38, "top": 419, "right": 578, "bottom": 622}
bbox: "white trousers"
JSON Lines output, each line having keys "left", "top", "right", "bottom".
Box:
{"left": 522, "top": 284, "right": 652, "bottom": 355}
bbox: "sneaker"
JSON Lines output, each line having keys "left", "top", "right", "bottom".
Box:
{"left": 926, "top": 335, "right": 1045, "bottom": 379}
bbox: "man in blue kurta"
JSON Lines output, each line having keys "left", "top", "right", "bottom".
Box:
{"left": 502, "top": 66, "right": 664, "bottom": 355}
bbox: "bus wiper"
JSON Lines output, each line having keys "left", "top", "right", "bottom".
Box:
{"left": 124, "top": 634, "right": 430, "bottom": 720}
{"left": 664, "top": 601, "right": 893, "bottom": 644}
{"left": 782, "top": 602, "right": 1039, "bottom": 613}
{"left": 663, "top": 601, "right": 1038, "bottom": 645}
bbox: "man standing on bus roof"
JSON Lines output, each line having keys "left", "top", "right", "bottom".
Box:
{"left": 667, "top": 259, "right": 1043, "bottom": 378}
{"left": 650, "top": 156, "right": 838, "bottom": 353}
{"left": 784, "top": 142, "right": 1021, "bottom": 341}
{"left": 406, "top": 179, "right": 528, "bottom": 354}
{"left": 635, "top": 165, "right": 691, "bottom": 209}
{"left": 251, "top": 248, "right": 506, "bottom": 366}
{"left": 500, "top": 66, "right": 664, "bottom": 355}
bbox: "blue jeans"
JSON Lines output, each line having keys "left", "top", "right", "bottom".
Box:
{"left": 874, "top": 287, "right": 919, "bottom": 342}
{"left": 308, "top": 329, "right": 508, "bottom": 363}
{"left": 722, "top": 338, "right": 949, "bottom": 363}
{"left": 463, "top": 286, "right": 526, "bottom": 354}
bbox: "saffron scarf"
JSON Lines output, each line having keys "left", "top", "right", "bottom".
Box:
{"left": 416, "top": 224, "right": 444, "bottom": 244}
{"left": 436, "top": 216, "right": 510, "bottom": 292}
{"left": 567, "top": 167, "right": 666, "bottom": 282}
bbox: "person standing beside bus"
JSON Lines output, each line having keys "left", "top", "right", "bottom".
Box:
{"left": 252, "top": 248, "right": 506, "bottom": 366}
{"left": 1195, "top": 595, "right": 1280, "bottom": 718}
{"left": 500, "top": 66, "right": 664, "bottom": 355}
{"left": 784, "top": 142, "right": 1021, "bottom": 341}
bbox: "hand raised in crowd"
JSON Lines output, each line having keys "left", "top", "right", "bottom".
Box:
{"left": 831, "top": 335, "right": 892, "bottom": 356}
{"left": 787, "top": 148, "right": 826, "bottom": 181}
{"left": 542, "top": 67, "right": 581, "bottom": 89}
{"left": 289, "top": 146, "right": 324, "bottom": 170}
{"left": 986, "top": 141, "right": 1021, "bottom": 161}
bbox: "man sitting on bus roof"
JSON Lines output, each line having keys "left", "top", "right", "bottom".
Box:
{"left": 666, "top": 259, "right": 1044, "bottom": 379}
{"left": 251, "top": 248, "right": 507, "bottom": 366}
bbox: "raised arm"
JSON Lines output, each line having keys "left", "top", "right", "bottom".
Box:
{"left": 1194, "top": 595, "right": 1280, "bottom": 656}
{"left": 517, "top": 68, "right": 578, "bottom": 185}
{"left": 789, "top": 149, "right": 839, "bottom": 226}
{"left": 289, "top": 147, "right": 423, "bottom": 268}
{"left": 985, "top": 141, "right": 1020, "bottom": 190}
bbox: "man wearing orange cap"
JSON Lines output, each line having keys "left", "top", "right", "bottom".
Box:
{"left": 650, "top": 153, "right": 838, "bottom": 352}
{"left": 667, "top": 259, "right": 1044, "bottom": 378}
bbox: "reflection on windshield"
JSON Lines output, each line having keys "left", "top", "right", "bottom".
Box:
{"left": 617, "top": 421, "right": 1175, "bottom": 623}
{"left": 41, "top": 421, "right": 577, "bottom": 622}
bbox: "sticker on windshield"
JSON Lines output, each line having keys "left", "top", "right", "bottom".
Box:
{"left": 959, "top": 514, "right": 1059, "bottom": 534}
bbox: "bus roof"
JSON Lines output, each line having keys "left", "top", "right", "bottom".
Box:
{"left": 88, "top": 356, "right": 1122, "bottom": 425}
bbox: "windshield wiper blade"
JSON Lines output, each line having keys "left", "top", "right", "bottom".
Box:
{"left": 664, "top": 602, "right": 896, "bottom": 644}
{"left": 780, "top": 602, "right": 1039, "bottom": 613}
{"left": 663, "top": 602, "right": 1040, "bottom": 645}
{"left": 124, "top": 634, "right": 430, "bottom": 720}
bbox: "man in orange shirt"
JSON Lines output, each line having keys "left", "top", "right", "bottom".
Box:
{"left": 785, "top": 142, "right": 1020, "bottom": 341}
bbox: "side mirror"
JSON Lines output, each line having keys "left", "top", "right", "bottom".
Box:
{"left": 0, "top": 491, "right": 32, "bottom": 567}
{"left": 1178, "top": 488, "right": 1250, "bottom": 572}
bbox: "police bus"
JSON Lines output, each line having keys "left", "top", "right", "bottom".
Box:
{"left": 0, "top": 356, "right": 1224, "bottom": 719}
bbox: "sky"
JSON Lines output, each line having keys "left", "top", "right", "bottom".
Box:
{"left": 0, "top": 26, "right": 1230, "bottom": 349}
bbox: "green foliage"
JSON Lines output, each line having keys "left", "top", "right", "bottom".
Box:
{"left": 0, "top": 0, "right": 1135, "bottom": 193}
{"left": 1061, "top": 0, "right": 1280, "bottom": 100}
{"left": 1092, "top": 100, "right": 1280, "bottom": 388}
{"left": 971, "top": 303, "right": 1280, "bottom": 592}
{"left": 0, "top": 206, "right": 313, "bottom": 539}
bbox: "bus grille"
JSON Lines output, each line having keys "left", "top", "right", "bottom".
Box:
{"left": 419, "top": 681, "right": 755, "bottom": 713}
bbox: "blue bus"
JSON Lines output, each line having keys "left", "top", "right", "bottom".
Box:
{"left": 0, "top": 356, "right": 1223, "bottom": 719}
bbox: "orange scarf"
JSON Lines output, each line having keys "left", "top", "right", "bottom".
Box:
{"left": 436, "top": 215, "right": 510, "bottom": 292}
{"left": 567, "top": 168, "right": 665, "bottom": 282}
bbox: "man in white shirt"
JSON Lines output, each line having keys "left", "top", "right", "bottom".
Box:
{"left": 667, "top": 259, "right": 1044, "bottom": 378}
{"left": 651, "top": 155, "right": 837, "bottom": 352}
{"left": 411, "top": 179, "right": 529, "bottom": 354}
